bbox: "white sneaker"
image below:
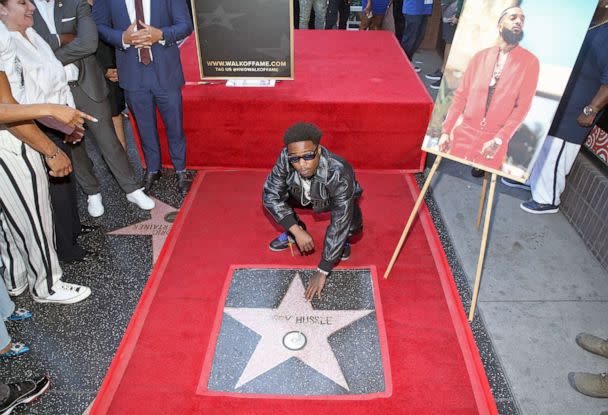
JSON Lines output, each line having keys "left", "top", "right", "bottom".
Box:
{"left": 126, "top": 188, "right": 155, "bottom": 210}
{"left": 87, "top": 193, "right": 104, "bottom": 217}
{"left": 34, "top": 281, "right": 91, "bottom": 304}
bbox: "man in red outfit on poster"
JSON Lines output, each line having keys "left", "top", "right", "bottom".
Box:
{"left": 438, "top": 6, "right": 540, "bottom": 171}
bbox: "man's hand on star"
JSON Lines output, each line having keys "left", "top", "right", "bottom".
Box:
{"left": 305, "top": 271, "right": 326, "bottom": 301}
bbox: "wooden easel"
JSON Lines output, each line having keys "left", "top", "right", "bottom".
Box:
{"left": 383, "top": 156, "right": 498, "bottom": 322}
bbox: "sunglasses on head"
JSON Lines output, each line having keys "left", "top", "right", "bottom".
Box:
{"left": 288, "top": 145, "right": 319, "bottom": 164}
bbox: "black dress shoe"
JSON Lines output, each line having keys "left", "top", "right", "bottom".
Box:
{"left": 176, "top": 171, "right": 191, "bottom": 194}
{"left": 144, "top": 171, "right": 161, "bottom": 193}
{"left": 61, "top": 250, "right": 98, "bottom": 264}
{"left": 80, "top": 224, "right": 100, "bottom": 235}
{"left": 471, "top": 168, "right": 485, "bottom": 178}
{"left": 75, "top": 250, "right": 99, "bottom": 263}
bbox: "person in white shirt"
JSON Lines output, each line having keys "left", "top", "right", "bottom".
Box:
{"left": 0, "top": 18, "right": 94, "bottom": 304}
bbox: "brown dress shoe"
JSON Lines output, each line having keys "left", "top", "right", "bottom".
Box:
{"left": 576, "top": 333, "right": 608, "bottom": 359}
{"left": 568, "top": 372, "right": 608, "bottom": 398}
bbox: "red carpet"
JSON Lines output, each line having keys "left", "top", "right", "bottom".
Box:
{"left": 90, "top": 170, "right": 497, "bottom": 414}
{"left": 132, "top": 31, "right": 433, "bottom": 171}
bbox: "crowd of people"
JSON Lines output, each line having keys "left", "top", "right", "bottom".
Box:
{"left": 0, "top": 0, "right": 192, "bottom": 411}
{"left": 0, "top": 0, "right": 606, "bottom": 413}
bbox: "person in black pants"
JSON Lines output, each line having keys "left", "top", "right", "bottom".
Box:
{"left": 393, "top": 0, "right": 405, "bottom": 42}
{"left": 38, "top": 124, "right": 91, "bottom": 263}
{"left": 326, "top": 0, "right": 351, "bottom": 30}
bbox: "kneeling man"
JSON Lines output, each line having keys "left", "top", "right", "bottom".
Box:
{"left": 263, "top": 123, "right": 363, "bottom": 301}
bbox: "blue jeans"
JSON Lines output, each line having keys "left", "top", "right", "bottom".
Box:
{"left": 0, "top": 280, "right": 15, "bottom": 350}
{"left": 401, "top": 13, "right": 428, "bottom": 60}
{"left": 299, "top": 0, "right": 327, "bottom": 29}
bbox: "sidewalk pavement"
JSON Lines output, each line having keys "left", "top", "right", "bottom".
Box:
{"left": 415, "top": 49, "right": 608, "bottom": 415}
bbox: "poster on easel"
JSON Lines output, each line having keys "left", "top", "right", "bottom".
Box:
{"left": 191, "top": 0, "right": 294, "bottom": 80}
{"left": 422, "top": 0, "right": 598, "bottom": 182}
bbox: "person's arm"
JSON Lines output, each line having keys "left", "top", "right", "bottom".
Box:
{"left": 441, "top": 51, "right": 477, "bottom": 135}
{"left": 0, "top": 73, "right": 72, "bottom": 176}
{"left": 319, "top": 172, "right": 356, "bottom": 273}
{"left": 262, "top": 153, "right": 316, "bottom": 254}
{"left": 52, "top": 0, "right": 99, "bottom": 65}
{"left": 577, "top": 86, "right": 608, "bottom": 127}
{"left": 92, "top": 0, "right": 128, "bottom": 50}
{"left": 262, "top": 152, "right": 297, "bottom": 230}
{"left": 304, "top": 169, "right": 356, "bottom": 302}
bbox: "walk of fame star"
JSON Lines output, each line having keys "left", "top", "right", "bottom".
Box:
{"left": 107, "top": 198, "right": 178, "bottom": 262}
{"left": 198, "top": 6, "right": 245, "bottom": 31}
{"left": 224, "top": 273, "right": 372, "bottom": 391}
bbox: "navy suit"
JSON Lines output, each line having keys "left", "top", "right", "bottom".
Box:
{"left": 92, "top": 0, "right": 193, "bottom": 172}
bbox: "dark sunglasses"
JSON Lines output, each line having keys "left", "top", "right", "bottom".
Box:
{"left": 288, "top": 145, "right": 319, "bottom": 164}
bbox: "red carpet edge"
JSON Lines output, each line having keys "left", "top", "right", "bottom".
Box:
{"left": 404, "top": 175, "right": 498, "bottom": 415}
{"left": 89, "top": 172, "right": 206, "bottom": 415}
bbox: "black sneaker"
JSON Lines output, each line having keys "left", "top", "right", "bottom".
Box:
{"left": 501, "top": 177, "right": 531, "bottom": 190}
{"left": 429, "top": 79, "right": 442, "bottom": 90}
{"left": 341, "top": 242, "right": 351, "bottom": 260}
{"left": 425, "top": 69, "right": 443, "bottom": 80}
{"left": 0, "top": 375, "right": 50, "bottom": 415}
{"left": 520, "top": 199, "right": 559, "bottom": 214}
{"left": 269, "top": 231, "right": 294, "bottom": 252}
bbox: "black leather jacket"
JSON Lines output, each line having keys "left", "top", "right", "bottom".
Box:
{"left": 262, "top": 146, "right": 362, "bottom": 272}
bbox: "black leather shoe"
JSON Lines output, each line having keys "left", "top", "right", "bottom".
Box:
{"left": 76, "top": 250, "right": 99, "bottom": 263}
{"left": 341, "top": 242, "right": 351, "bottom": 260}
{"left": 176, "top": 171, "right": 191, "bottom": 194}
{"left": 471, "top": 168, "right": 485, "bottom": 178}
{"left": 144, "top": 171, "right": 161, "bottom": 193}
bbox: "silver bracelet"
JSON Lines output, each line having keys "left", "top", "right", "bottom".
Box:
{"left": 44, "top": 146, "right": 60, "bottom": 161}
{"left": 316, "top": 268, "right": 329, "bottom": 276}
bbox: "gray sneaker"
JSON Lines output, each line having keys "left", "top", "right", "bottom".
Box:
{"left": 568, "top": 372, "right": 608, "bottom": 398}
{"left": 576, "top": 333, "right": 608, "bottom": 359}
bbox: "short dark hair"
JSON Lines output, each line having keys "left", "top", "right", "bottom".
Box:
{"left": 283, "top": 122, "right": 322, "bottom": 146}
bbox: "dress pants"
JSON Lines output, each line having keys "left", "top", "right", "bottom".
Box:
{"left": 125, "top": 66, "right": 187, "bottom": 173}
{"left": 40, "top": 125, "right": 85, "bottom": 262}
{"left": 401, "top": 13, "right": 428, "bottom": 60}
{"left": 69, "top": 83, "right": 140, "bottom": 196}
{"left": 393, "top": 0, "right": 405, "bottom": 41}
{"left": 326, "top": 0, "right": 349, "bottom": 30}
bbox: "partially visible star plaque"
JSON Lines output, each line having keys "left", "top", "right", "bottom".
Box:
{"left": 197, "top": 267, "right": 391, "bottom": 398}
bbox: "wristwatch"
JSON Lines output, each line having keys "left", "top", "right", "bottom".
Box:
{"left": 583, "top": 105, "right": 596, "bottom": 116}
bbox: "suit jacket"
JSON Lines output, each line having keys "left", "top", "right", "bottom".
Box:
{"left": 33, "top": 0, "right": 109, "bottom": 102}
{"left": 92, "top": 0, "right": 193, "bottom": 91}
